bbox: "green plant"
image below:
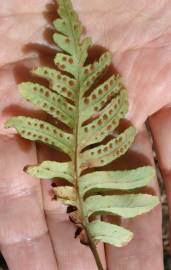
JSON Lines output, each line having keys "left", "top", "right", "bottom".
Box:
{"left": 5, "top": 0, "right": 159, "bottom": 269}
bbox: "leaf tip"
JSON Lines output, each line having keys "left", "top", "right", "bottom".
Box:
{"left": 4, "top": 118, "right": 14, "bottom": 129}
{"left": 23, "top": 164, "right": 31, "bottom": 174}
{"left": 24, "top": 164, "right": 40, "bottom": 178}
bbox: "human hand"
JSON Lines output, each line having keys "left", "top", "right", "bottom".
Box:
{"left": 0, "top": 0, "right": 171, "bottom": 269}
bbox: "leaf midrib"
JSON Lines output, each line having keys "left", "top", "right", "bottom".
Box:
{"left": 62, "top": 0, "right": 88, "bottom": 227}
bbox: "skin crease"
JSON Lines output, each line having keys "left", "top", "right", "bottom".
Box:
{"left": 0, "top": 0, "right": 171, "bottom": 269}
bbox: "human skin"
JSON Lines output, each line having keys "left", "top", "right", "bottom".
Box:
{"left": 0, "top": 0, "right": 171, "bottom": 269}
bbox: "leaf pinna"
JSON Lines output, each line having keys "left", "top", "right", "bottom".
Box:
{"left": 5, "top": 0, "right": 159, "bottom": 269}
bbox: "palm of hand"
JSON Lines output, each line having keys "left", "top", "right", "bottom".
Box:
{"left": 0, "top": 0, "right": 170, "bottom": 269}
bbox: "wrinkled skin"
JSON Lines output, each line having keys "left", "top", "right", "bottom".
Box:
{"left": 0, "top": 0, "right": 171, "bottom": 269}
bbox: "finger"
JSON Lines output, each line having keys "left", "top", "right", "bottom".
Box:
{"left": 0, "top": 0, "right": 55, "bottom": 67}
{"left": 0, "top": 136, "right": 58, "bottom": 270}
{"left": 37, "top": 144, "right": 106, "bottom": 270}
{"left": 149, "top": 107, "right": 171, "bottom": 251}
{"left": 105, "top": 125, "right": 163, "bottom": 270}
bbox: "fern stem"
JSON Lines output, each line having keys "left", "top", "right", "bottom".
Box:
{"left": 61, "top": 3, "right": 104, "bottom": 269}
{"left": 74, "top": 77, "right": 104, "bottom": 270}
{"left": 86, "top": 227, "right": 105, "bottom": 270}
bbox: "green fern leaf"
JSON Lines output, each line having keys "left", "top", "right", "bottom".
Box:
{"left": 79, "top": 166, "right": 155, "bottom": 197}
{"left": 79, "top": 37, "right": 92, "bottom": 65}
{"left": 32, "top": 67, "right": 77, "bottom": 102}
{"left": 5, "top": 0, "right": 159, "bottom": 269}
{"left": 5, "top": 116, "right": 73, "bottom": 156}
{"left": 19, "top": 82, "right": 75, "bottom": 128}
{"left": 84, "top": 194, "right": 159, "bottom": 218}
{"left": 80, "top": 127, "right": 136, "bottom": 170}
{"left": 80, "top": 75, "right": 124, "bottom": 122}
{"left": 80, "top": 52, "right": 112, "bottom": 95}
{"left": 87, "top": 220, "right": 133, "bottom": 247}
{"left": 25, "top": 160, "right": 73, "bottom": 183}
{"left": 54, "top": 53, "right": 78, "bottom": 76}
{"left": 79, "top": 90, "right": 128, "bottom": 147}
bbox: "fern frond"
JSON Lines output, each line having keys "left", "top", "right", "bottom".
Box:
{"left": 79, "top": 166, "right": 155, "bottom": 197}
{"left": 25, "top": 160, "right": 73, "bottom": 183}
{"left": 5, "top": 0, "right": 159, "bottom": 269}
{"left": 79, "top": 90, "right": 128, "bottom": 147}
{"left": 5, "top": 116, "right": 73, "bottom": 156}
{"left": 80, "top": 74, "right": 124, "bottom": 121}
{"left": 87, "top": 220, "right": 133, "bottom": 247}
{"left": 84, "top": 194, "right": 159, "bottom": 219}
{"left": 19, "top": 82, "right": 75, "bottom": 128}
{"left": 32, "top": 67, "right": 77, "bottom": 102}
{"left": 53, "top": 186, "right": 76, "bottom": 206}
{"left": 80, "top": 127, "right": 136, "bottom": 170}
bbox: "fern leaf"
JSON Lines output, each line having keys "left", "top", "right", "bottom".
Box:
{"left": 80, "top": 90, "right": 128, "bottom": 147}
{"left": 19, "top": 82, "right": 75, "bottom": 128}
{"left": 79, "top": 37, "right": 92, "bottom": 65}
{"left": 80, "top": 75, "right": 123, "bottom": 121}
{"left": 79, "top": 166, "right": 155, "bottom": 197}
{"left": 54, "top": 53, "right": 78, "bottom": 77}
{"left": 53, "top": 186, "right": 76, "bottom": 206}
{"left": 25, "top": 161, "right": 73, "bottom": 183}
{"left": 5, "top": 0, "right": 160, "bottom": 269}
{"left": 80, "top": 127, "right": 136, "bottom": 170}
{"left": 5, "top": 116, "right": 73, "bottom": 156}
{"left": 53, "top": 0, "right": 83, "bottom": 60}
{"left": 80, "top": 52, "right": 112, "bottom": 95}
{"left": 80, "top": 88, "right": 127, "bottom": 124}
{"left": 84, "top": 194, "right": 159, "bottom": 218}
{"left": 32, "top": 67, "right": 77, "bottom": 102}
{"left": 87, "top": 220, "right": 133, "bottom": 247}
{"left": 54, "top": 33, "right": 77, "bottom": 55}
